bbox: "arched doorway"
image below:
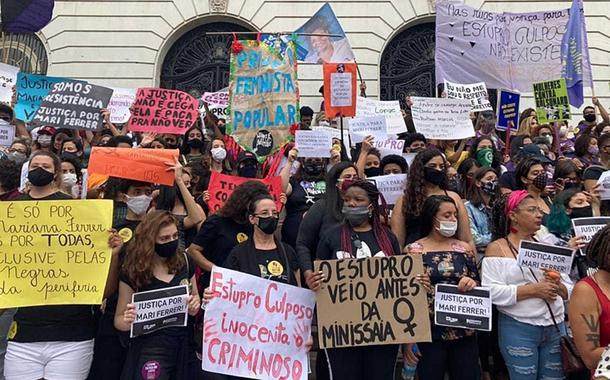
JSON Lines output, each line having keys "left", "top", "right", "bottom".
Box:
{"left": 380, "top": 22, "right": 435, "bottom": 109}
{"left": 160, "top": 22, "right": 255, "bottom": 95}
{"left": 0, "top": 33, "right": 48, "bottom": 74}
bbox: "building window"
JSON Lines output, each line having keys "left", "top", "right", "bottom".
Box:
{"left": 0, "top": 33, "right": 48, "bottom": 74}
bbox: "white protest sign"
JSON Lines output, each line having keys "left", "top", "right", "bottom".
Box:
{"left": 517, "top": 240, "right": 575, "bottom": 274}
{"left": 202, "top": 90, "right": 228, "bottom": 106}
{"left": 203, "top": 267, "right": 316, "bottom": 380}
{"left": 572, "top": 217, "right": 610, "bottom": 244}
{"left": 369, "top": 174, "right": 407, "bottom": 205}
{"left": 597, "top": 170, "right": 610, "bottom": 200}
{"left": 201, "top": 103, "right": 229, "bottom": 119}
{"left": 403, "top": 153, "right": 417, "bottom": 167}
{"left": 410, "top": 97, "right": 474, "bottom": 140}
{"left": 444, "top": 80, "right": 493, "bottom": 112}
{"left": 108, "top": 87, "right": 136, "bottom": 124}
{"left": 0, "top": 63, "right": 19, "bottom": 104}
{"left": 356, "top": 96, "right": 407, "bottom": 135}
{"left": 434, "top": 284, "right": 491, "bottom": 331}
{"left": 295, "top": 130, "right": 332, "bottom": 158}
{"left": 311, "top": 126, "right": 341, "bottom": 140}
{"left": 373, "top": 139, "right": 405, "bottom": 158}
{"left": 0, "top": 120, "right": 15, "bottom": 146}
{"left": 348, "top": 116, "right": 387, "bottom": 143}
{"left": 330, "top": 72, "right": 353, "bottom": 107}
{"left": 130, "top": 285, "right": 188, "bottom": 338}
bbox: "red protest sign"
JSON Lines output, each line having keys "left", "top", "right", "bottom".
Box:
{"left": 323, "top": 63, "right": 357, "bottom": 118}
{"left": 207, "top": 172, "right": 283, "bottom": 213}
{"left": 128, "top": 88, "right": 199, "bottom": 134}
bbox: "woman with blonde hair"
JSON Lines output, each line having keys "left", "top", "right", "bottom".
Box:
{"left": 517, "top": 116, "right": 539, "bottom": 136}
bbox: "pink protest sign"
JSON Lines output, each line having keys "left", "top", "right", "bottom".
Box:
{"left": 128, "top": 88, "right": 199, "bottom": 134}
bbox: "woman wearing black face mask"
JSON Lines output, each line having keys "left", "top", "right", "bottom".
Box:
{"left": 355, "top": 136, "right": 382, "bottom": 178}
{"left": 115, "top": 210, "right": 200, "bottom": 379}
{"left": 546, "top": 189, "right": 599, "bottom": 243}
{"left": 515, "top": 157, "right": 553, "bottom": 217}
{"left": 464, "top": 167, "right": 499, "bottom": 261}
{"left": 180, "top": 126, "right": 206, "bottom": 165}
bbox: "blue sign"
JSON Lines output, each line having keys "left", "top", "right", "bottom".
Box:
{"left": 14, "top": 73, "right": 67, "bottom": 121}
{"left": 496, "top": 90, "right": 520, "bottom": 131}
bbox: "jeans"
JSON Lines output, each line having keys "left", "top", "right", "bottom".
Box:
{"left": 416, "top": 335, "right": 481, "bottom": 380}
{"left": 498, "top": 313, "right": 565, "bottom": 380}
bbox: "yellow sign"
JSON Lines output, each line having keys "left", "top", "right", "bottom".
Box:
{"left": 0, "top": 200, "right": 113, "bottom": 308}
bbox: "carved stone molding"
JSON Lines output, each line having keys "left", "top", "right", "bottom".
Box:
{"left": 209, "top": 0, "right": 228, "bottom": 13}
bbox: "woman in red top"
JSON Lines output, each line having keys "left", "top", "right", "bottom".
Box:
{"left": 569, "top": 224, "right": 610, "bottom": 373}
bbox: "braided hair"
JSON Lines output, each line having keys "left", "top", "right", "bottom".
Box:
{"left": 587, "top": 225, "right": 610, "bottom": 271}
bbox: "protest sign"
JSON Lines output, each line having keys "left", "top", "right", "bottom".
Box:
{"left": 201, "top": 103, "right": 228, "bottom": 119}
{"left": 31, "top": 82, "right": 113, "bottom": 131}
{"left": 444, "top": 80, "right": 492, "bottom": 112}
{"left": 497, "top": 89, "right": 521, "bottom": 131}
{"left": 410, "top": 97, "right": 475, "bottom": 140}
{"left": 295, "top": 130, "right": 332, "bottom": 158}
{"left": 403, "top": 153, "right": 417, "bottom": 167}
{"left": 128, "top": 88, "right": 199, "bottom": 134}
{"left": 572, "top": 217, "right": 610, "bottom": 244}
{"left": 203, "top": 267, "right": 315, "bottom": 380}
{"left": 348, "top": 116, "right": 387, "bottom": 143}
{"left": 88, "top": 147, "right": 178, "bottom": 186}
{"left": 434, "top": 284, "right": 492, "bottom": 331}
{"left": 534, "top": 79, "right": 571, "bottom": 123}
{"left": 131, "top": 285, "right": 188, "bottom": 338}
{"left": 597, "top": 170, "right": 610, "bottom": 200}
{"left": 369, "top": 174, "right": 407, "bottom": 205}
{"left": 0, "top": 63, "right": 19, "bottom": 104}
{"left": 311, "top": 126, "right": 341, "bottom": 140}
{"left": 517, "top": 240, "right": 575, "bottom": 274}
{"left": 108, "top": 87, "right": 136, "bottom": 124}
{"left": 228, "top": 40, "right": 299, "bottom": 159}
{"left": 202, "top": 90, "right": 228, "bottom": 106}
{"left": 14, "top": 73, "right": 68, "bottom": 121}
{"left": 435, "top": 2, "right": 592, "bottom": 93}
{"left": 0, "top": 120, "right": 15, "bottom": 146}
{"left": 0, "top": 200, "right": 113, "bottom": 308}
{"left": 206, "top": 172, "right": 283, "bottom": 213}
{"left": 315, "top": 255, "right": 431, "bottom": 348}
{"left": 356, "top": 96, "right": 407, "bottom": 135}
{"left": 323, "top": 63, "right": 357, "bottom": 118}
{"left": 373, "top": 139, "right": 405, "bottom": 158}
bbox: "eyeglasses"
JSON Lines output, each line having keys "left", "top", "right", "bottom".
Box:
{"left": 518, "top": 206, "right": 545, "bottom": 215}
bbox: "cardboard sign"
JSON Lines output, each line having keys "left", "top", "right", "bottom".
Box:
{"left": 88, "top": 147, "right": 178, "bottom": 186}
{"left": 517, "top": 240, "right": 575, "bottom": 274}
{"left": 295, "top": 130, "right": 332, "bottom": 158}
{"left": 202, "top": 91, "right": 228, "bottom": 106}
{"left": 373, "top": 139, "right": 405, "bottom": 158}
{"left": 203, "top": 267, "right": 316, "bottom": 380}
{"left": 434, "top": 284, "right": 492, "bottom": 331}
{"left": 0, "top": 63, "right": 19, "bottom": 104}
{"left": 348, "top": 116, "right": 388, "bottom": 143}
{"left": 369, "top": 174, "right": 407, "bottom": 205}
{"left": 314, "top": 255, "right": 431, "bottom": 348}
{"left": 131, "top": 285, "right": 189, "bottom": 338}
{"left": 323, "top": 63, "right": 357, "bottom": 118}
{"left": 228, "top": 40, "right": 299, "bottom": 159}
{"left": 0, "top": 200, "right": 113, "bottom": 308}
{"left": 497, "top": 89, "right": 521, "bottom": 131}
{"left": 206, "top": 172, "right": 283, "bottom": 213}
{"left": 444, "top": 81, "right": 493, "bottom": 112}
{"left": 14, "top": 73, "right": 68, "bottom": 121}
{"left": 0, "top": 120, "right": 15, "bottom": 146}
{"left": 572, "top": 217, "right": 610, "bottom": 244}
{"left": 356, "top": 96, "right": 407, "bottom": 135}
{"left": 128, "top": 88, "right": 199, "bottom": 134}
{"left": 597, "top": 170, "right": 610, "bottom": 200}
{"left": 108, "top": 87, "right": 136, "bottom": 124}
{"left": 534, "top": 79, "right": 571, "bottom": 123}
{"left": 31, "top": 82, "right": 113, "bottom": 130}
{"left": 410, "top": 97, "right": 475, "bottom": 140}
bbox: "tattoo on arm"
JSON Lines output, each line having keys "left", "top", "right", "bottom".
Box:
{"left": 580, "top": 314, "right": 600, "bottom": 347}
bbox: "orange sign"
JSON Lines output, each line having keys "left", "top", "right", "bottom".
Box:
{"left": 323, "top": 63, "right": 357, "bottom": 118}
{"left": 88, "top": 147, "right": 178, "bottom": 186}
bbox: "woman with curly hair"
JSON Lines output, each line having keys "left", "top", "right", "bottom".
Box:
{"left": 390, "top": 148, "right": 473, "bottom": 249}
{"left": 115, "top": 210, "right": 200, "bottom": 379}
{"left": 573, "top": 134, "right": 600, "bottom": 169}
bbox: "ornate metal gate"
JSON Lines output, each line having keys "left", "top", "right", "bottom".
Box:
{"left": 0, "top": 33, "right": 48, "bottom": 74}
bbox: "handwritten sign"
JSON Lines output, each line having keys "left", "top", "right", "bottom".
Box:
{"left": 572, "top": 217, "right": 610, "bottom": 244}
{"left": 88, "top": 147, "right": 178, "bottom": 186}
{"left": 202, "top": 91, "right": 228, "bottom": 106}
{"left": 206, "top": 172, "right": 283, "bottom": 213}
{"left": 597, "top": 170, "right": 610, "bottom": 200}
{"left": 444, "top": 80, "right": 492, "bottom": 112}
{"left": 411, "top": 97, "right": 475, "bottom": 140}
{"left": 14, "top": 73, "right": 68, "bottom": 121}
{"left": 128, "top": 88, "right": 199, "bottom": 134}
{"left": 517, "top": 240, "right": 574, "bottom": 274}
{"left": 356, "top": 96, "right": 407, "bottom": 135}
{"left": 314, "top": 255, "right": 431, "bottom": 348}
{"left": 434, "top": 284, "right": 492, "bottom": 331}
{"left": 108, "top": 87, "right": 136, "bottom": 124}
{"left": 534, "top": 79, "right": 571, "bottom": 123}
{"left": 0, "top": 120, "right": 15, "bottom": 146}
{"left": 369, "top": 174, "right": 407, "bottom": 205}
{"left": 0, "top": 200, "right": 113, "bottom": 308}
{"left": 295, "top": 130, "right": 332, "bottom": 158}
{"left": 348, "top": 116, "right": 388, "bottom": 143}
{"left": 373, "top": 139, "right": 405, "bottom": 158}
{"left": 0, "top": 63, "right": 19, "bottom": 104}
{"left": 323, "top": 63, "right": 357, "bottom": 118}
{"left": 203, "top": 267, "right": 315, "bottom": 380}
{"left": 497, "top": 89, "right": 521, "bottom": 130}
{"left": 131, "top": 285, "right": 189, "bottom": 338}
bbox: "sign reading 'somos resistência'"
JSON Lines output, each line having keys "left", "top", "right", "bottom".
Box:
{"left": 131, "top": 285, "right": 189, "bottom": 338}
{"left": 572, "top": 217, "right": 610, "bottom": 244}
{"left": 314, "top": 255, "right": 431, "bottom": 348}
{"left": 434, "top": 284, "right": 492, "bottom": 331}
{"left": 517, "top": 240, "right": 575, "bottom": 274}
{"left": 0, "top": 200, "right": 113, "bottom": 308}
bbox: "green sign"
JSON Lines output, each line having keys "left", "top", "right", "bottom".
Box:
{"left": 533, "top": 79, "right": 571, "bottom": 123}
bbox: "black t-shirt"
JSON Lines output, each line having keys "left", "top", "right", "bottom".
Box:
{"left": 224, "top": 241, "right": 299, "bottom": 285}
{"left": 316, "top": 224, "right": 401, "bottom": 260}
{"left": 282, "top": 178, "right": 326, "bottom": 248}
{"left": 11, "top": 192, "right": 96, "bottom": 343}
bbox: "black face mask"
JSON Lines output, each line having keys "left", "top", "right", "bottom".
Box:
{"left": 257, "top": 216, "right": 279, "bottom": 235}
{"left": 238, "top": 164, "right": 257, "bottom": 178}
{"left": 28, "top": 167, "right": 55, "bottom": 187}
{"left": 303, "top": 162, "right": 324, "bottom": 177}
{"left": 424, "top": 167, "right": 447, "bottom": 186}
{"left": 218, "top": 126, "right": 226, "bottom": 135}
{"left": 155, "top": 240, "right": 179, "bottom": 258}
{"left": 584, "top": 114, "right": 596, "bottom": 123}
{"left": 364, "top": 167, "right": 381, "bottom": 178}
{"left": 166, "top": 143, "right": 179, "bottom": 150}
{"left": 61, "top": 152, "right": 80, "bottom": 161}
{"left": 570, "top": 205, "right": 593, "bottom": 219}
{"left": 187, "top": 138, "right": 204, "bottom": 149}
{"left": 447, "top": 177, "right": 460, "bottom": 193}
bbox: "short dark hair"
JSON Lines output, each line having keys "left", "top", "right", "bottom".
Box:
{"left": 60, "top": 154, "right": 83, "bottom": 180}
{"left": 583, "top": 105, "right": 595, "bottom": 113}
{"left": 300, "top": 106, "right": 314, "bottom": 118}
{"left": 598, "top": 133, "right": 610, "bottom": 150}
{"left": 380, "top": 154, "right": 408, "bottom": 173}
{"left": 0, "top": 159, "right": 20, "bottom": 192}
{"left": 553, "top": 159, "right": 580, "bottom": 182}
{"left": 515, "top": 157, "right": 543, "bottom": 189}
{"left": 61, "top": 137, "right": 83, "bottom": 153}
{"left": 574, "top": 134, "right": 596, "bottom": 158}
{"left": 0, "top": 103, "right": 14, "bottom": 120}
{"left": 594, "top": 122, "right": 609, "bottom": 137}
{"left": 106, "top": 135, "right": 133, "bottom": 147}
{"left": 403, "top": 132, "right": 426, "bottom": 147}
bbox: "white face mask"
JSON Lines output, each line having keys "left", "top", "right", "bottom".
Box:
{"left": 211, "top": 147, "right": 227, "bottom": 162}
{"left": 436, "top": 220, "right": 458, "bottom": 237}
{"left": 37, "top": 135, "right": 52, "bottom": 147}
{"left": 126, "top": 194, "right": 152, "bottom": 215}
{"left": 62, "top": 173, "right": 78, "bottom": 187}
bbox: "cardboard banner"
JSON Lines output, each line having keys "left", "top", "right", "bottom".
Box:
{"left": 517, "top": 240, "right": 575, "bottom": 274}
{"left": 108, "top": 87, "right": 136, "bottom": 124}
{"left": 0, "top": 120, "right": 15, "bottom": 146}
{"left": 202, "top": 90, "right": 228, "bottom": 106}
{"left": 228, "top": 40, "right": 299, "bottom": 159}
{"left": 295, "top": 130, "right": 332, "bottom": 158}
{"left": 572, "top": 217, "right": 610, "bottom": 244}
{"left": 14, "top": 73, "right": 68, "bottom": 121}
{"left": 369, "top": 174, "right": 407, "bottom": 205}
{"left": 0, "top": 63, "right": 19, "bottom": 104}
{"left": 0, "top": 200, "right": 113, "bottom": 308}
{"left": 314, "top": 255, "right": 431, "bottom": 348}
{"left": 88, "top": 147, "right": 178, "bottom": 186}
{"left": 323, "top": 63, "right": 357, "bottom": 118}
{"left": 128, "top": 88, "right": 199, "bottom": 134}
{"left": 597, "top": 170, "right": 610, "bottom": 200}
{"left": 444, "top": 80, "right": 493, "bottom": 112}
{"left": 434, "top": 284, "right": 492, "bottom": 331}
{"left": 356, "top": 96, "right": 407, "bottom": 135}
{"left": 203, "top": 267, "right": 316, "bottom": 380}
{"left": 534, "top": 79, "right": 571, "bottom": 123}
{"left": 206, "top": 171, "right": 283, "bottom": 213}
{"left": 131, "top": 285, "right": 189, "bottom": 338}
{"left": 348, "top": 116, "right": 387, "bottom": 143}
{"left": 435, "top": 2, "right": 593, "bottom": 92}
{"left": 31, "top": 82, "right": 113, "bottom": 130}
{"left": 373, "top": 139, "right": 405, "bottom": 158}
{"left": 410, "top": 97, "right": 475, "bottom": 140}
{"left": 497, "top": 89, "right": 521, "bottom": 131}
